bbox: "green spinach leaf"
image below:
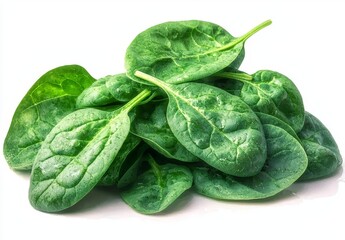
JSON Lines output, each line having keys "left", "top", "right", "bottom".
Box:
{"left": 135, "top": 71, "right": 267, "bottom": 177}
{"left": 229, "top": 48, "right": 245, "bottom": 69}
{"left": 117, "top": 143, "right": 148, "bottom": 189}
{"left": 76, "top": 73, "right": 148, "bottom": 108}
{"left": 120, "top": 154, "right": 193, "bottom": 214}
{"left": 193, "top": 122, "right": 308, "bottom": 200}
{"left": 98, "top": 133, "right": 141, "bottom": 186}
{"left": 298, "top": 112, "right": 342, "bottom": 181}
{"left": 126, "top": 20, "right": 271, "bottom": 85}
{"left": 256, "top": 112, "right": 299, "bottom": 141}
{"left": 131, "top": 101, "right": 198, "bottom": 162}
{"left": 217, "top": 69, "right": 305, "bottom": 132}
{"left": 29, "top": 89, "right": 151, "bottom": 212}
{"left": 3, "top": 65, "right": 95, "bottom": 170}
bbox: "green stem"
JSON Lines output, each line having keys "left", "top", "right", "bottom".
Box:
{"left": 206, "top": 19, "right": 272, "bottom": 54}
{"left": 215, "top": 71, "right": 253, "bottom": 82}
{"left": 135, "top": 71, "right": 169, "bottom": 90}
{"left": 122, "top": 88, "right": 152, "bottom": 113}
{"left": 139, "top": 91, "right": 158, "bottom": 105}
{"left": 147, "top": 154, "right": 164, "bottom": 188}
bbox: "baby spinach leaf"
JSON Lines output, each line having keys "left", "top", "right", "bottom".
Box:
{"left": 98, "top": 133, "right": 141, "bottom": 186}
{"left": 126, "top": 20, "right": 271, "bottom": 85}
{"left": 297, "top": 112, "right": 342, "bottom": 181}
{"left": 29, "top": 89, "right": 151, "bottom": 212}
{"left": 135, "top": 71, "right": 267, "bottom": 177}
{"left": 120, "top": 154, "right": 193, "bottom": 214}
{"left": 76, "top": 73, "right": 151, "bottom": 108}
{"left": 217, "top": 69, "right": 305, "bottom": 132}
{"left": 193, "top": 123, "right": 308, "bottom": 200}
{"left": 131, "top": 101, "right": 198, "bottom": 162}
{"left": 3, "top": 65, "right": 95, "bottom": 170}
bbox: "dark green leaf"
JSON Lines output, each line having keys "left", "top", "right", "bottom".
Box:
{"left": 98, "top": 133, "right": 141, "bottom": 186}
{"left": 135, "top": 71, "right": 267, "bottom": 177}
{"left": 117, "top": 143, "right": 148, "bottom": 189}
{"left": 29, "top": 89, "right": 152, "bottom": 212}
{"left": 298, "top": 112, "right": 342, "bottom": 181}
{"left": 256, "top": 112, "right": 299, "bottom": 141}
{"left": 120, "top": 154, "right": 193, "bottom": 214}
{"left": 193, "top": 123, "right": 308, "bottom": 200}
{"left": 217, "top": 70, "right": 305, "bottom": 132}
{"left": 126, "top": 20, "right": 271, "bottom": 85}
{"left": 76, "top": 73, "right": 148, "bottom": 108}
{"left": 131, "top": 100, "right": 198, "bottom": 162}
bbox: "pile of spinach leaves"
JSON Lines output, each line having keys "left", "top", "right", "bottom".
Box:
{"left": 3, "top": 19, "right": 342, "bottom": 215}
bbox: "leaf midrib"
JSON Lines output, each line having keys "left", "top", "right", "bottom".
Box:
{"left": 34, "top": 111, "right": 126, "bottom": 205}
{"left": 168, "top": 85, "right": 256, "bottom": 151}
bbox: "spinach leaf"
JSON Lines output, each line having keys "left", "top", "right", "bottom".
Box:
{"left": 229, "top": 48, "right": 245, "bottom": 69}
{"left": 217, "top": 69, "right": 305, "bottom": 132}
{"left": 297, "top": 112, "right": 342, "bottom": 181}
{"left": 135, "top": 71, "right": 267, "bottom": 177}
{"left": 120, "top": 154, "right": 193, "bottom": 214}
{"left": 98, "top": 133, "right": 141, "bottom": 186}
{"left": 193, "top": 122, "right": 308, "bottom": 200}
{"left": 117, "top": 143, "right": 148, "bottom": 189}
{"left": 29, "top": 89, "right": 151, "bottom": 212}
{"left": 199, "top": 68, "right": 245, "bottom": 95}
{"left": 256, "top": 112, "right": 299, "bottom": 141}
{"left": 126, "top": 20, "right": 271, "bottom": 85}
{"left": 131, "top": 100, "right": 199, "bottom": 162}
{"left": 76, "top": 73, "right": 148, "bottom": 108}
{"left": 3, "top": 65, "right": 95, "bottom": 170}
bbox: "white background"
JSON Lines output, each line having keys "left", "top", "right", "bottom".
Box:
{"left": 1, "top": 0, "right": 344, "bottom": 239}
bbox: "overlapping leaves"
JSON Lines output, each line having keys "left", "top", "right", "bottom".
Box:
{"left": 3, "top": 19, "right": 342, "bottom": 215}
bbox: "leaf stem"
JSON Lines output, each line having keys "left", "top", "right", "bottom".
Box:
{"left": 122, "top": 88, "right": 152, "bottom": 113}
{"left": 147, "top": 154, "right": 164, "bottom": 188}
{"left": 139, "top": 91, "right": 158, "bottom": 105}
{"left": 206, "top": 19, "right": 272, "bottom": 54}
{"left": 135, "top": 71, "right": 169, "bottom": 89}
{"left": 215, "top": 71, "right": 253, "bottom": 82}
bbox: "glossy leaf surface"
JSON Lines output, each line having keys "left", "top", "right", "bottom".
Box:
{"left": 135, "top": 71, "right": 267, "bottom": 177}
{"left": 218, "top": 70, "right": 305, "bottom": 132}
{"left": 3, "top": 65, "right": 95, "bottom": 170}
{"left": 131, "top": 101, "right": 198, "bottom": 162}
{"left": 193, "top": 124, "right": 308, "bottom": 200}
{"left": 126, "top": 20, "right": 271, "bottom": 85}
{"left": 29, "top": 90, "right": 151, "bottom": 212}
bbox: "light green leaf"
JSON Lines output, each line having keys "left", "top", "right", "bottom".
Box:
{"left": 4, "top": 65, "right": 95, "bottom": 170}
